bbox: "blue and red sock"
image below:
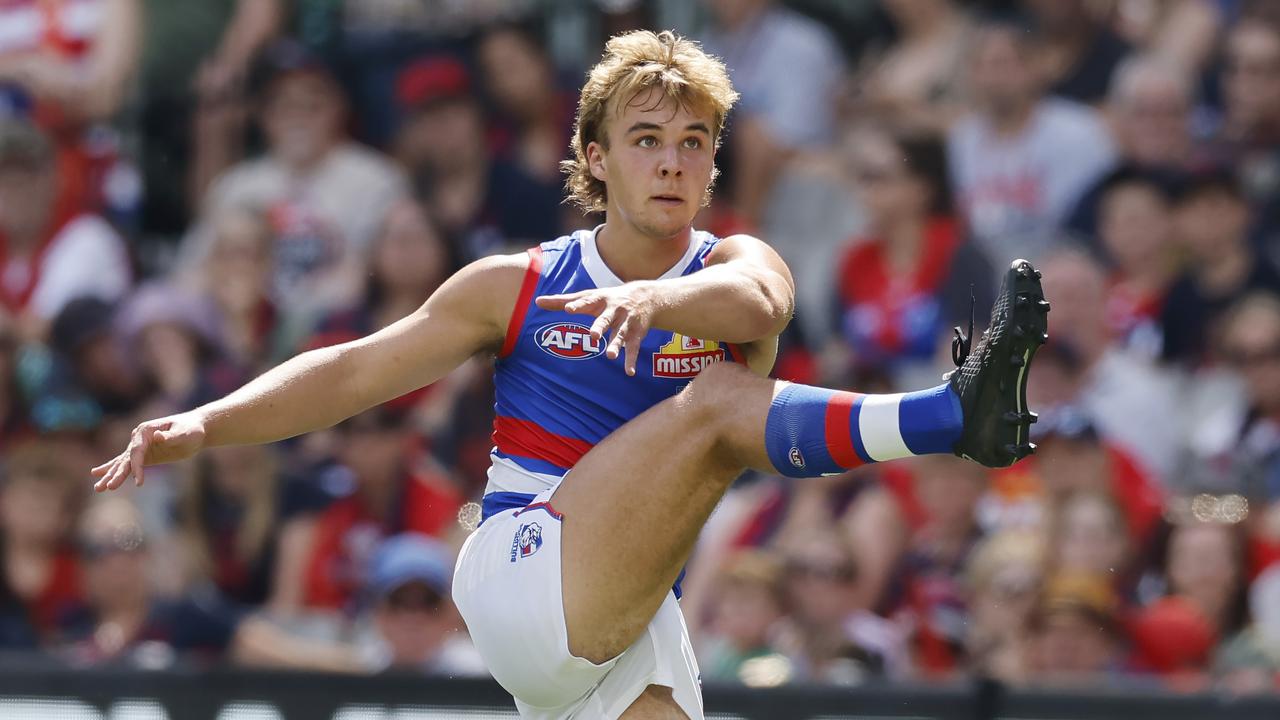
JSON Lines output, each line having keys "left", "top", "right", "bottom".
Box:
{"left": 764, "top": 382, "right": 963, "bottom": 477}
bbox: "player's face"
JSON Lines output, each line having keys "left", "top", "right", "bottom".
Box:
{"left": 589, "top": 89, "right": 715, "bottom": 239}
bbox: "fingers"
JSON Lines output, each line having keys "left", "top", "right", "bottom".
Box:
{"left": 622, "top": 320, "right": 648, "bottom": 377}
{"left": 93, "top": 453, "right": 126, "bottom": 493}
{"left": 606, "top": 316, "right": 628, "bottom": 361}
{"left": 563, "top": 295, "right": 605, "bottom": 315}
{"left": 130, "top": 428, "right": 155, "bottom": 488}
{"left": 534, "top": 294, "right": 573, "bottom": 311}
{"left": 590, "top": 305, "right": 619, "bottom": 343}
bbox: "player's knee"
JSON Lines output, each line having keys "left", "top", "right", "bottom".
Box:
{"left": 620, "top": 684, "right": 688, "bottom": 719}
{"left": 680, "top": 360, "right": 751, "bottom": 418}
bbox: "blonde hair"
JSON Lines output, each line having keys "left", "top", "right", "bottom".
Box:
{"left": 562, "top": 30, "right": 739, "bottom": 213}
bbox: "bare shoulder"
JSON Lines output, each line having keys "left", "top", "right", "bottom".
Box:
{"left": 425, "top": 250, "right": 538, "bottom": 352}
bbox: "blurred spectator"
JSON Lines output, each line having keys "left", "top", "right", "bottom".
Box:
{"left": 1094, "top": 170, "right": 1179, "bottom": 360}
{"left": 48, "top": 297, "right": 144, "bottom": 419}
{"left": 698, "top": 550, "right": 788, "bottom": 683}
{"left": 476, "top": 22, "right": 576, "bottom": 184}
{"left": 1027, "top": 572, "right": 1125, "bottom": 686}
{"left": 0, "top": 0, "right": 139, "bottom": 121}
{"left": 1160, "top": 170, "right": 1280, "bottom": 366}
{"left": 352, "top": 533, "right": 485, "bottom": 675}
{"left": 701, "top": 0, "right": 846, "bottom": 228}
{"left": 0, "top": 0, "right": 142, "bottom": 217}
{"left": 1163, "top": 520, "right": 1250, "bottom": 638}
{"left": 983, "top": 400, "right": 1163, "bottom": 551}
{"left": 885, "top": 455, "right": 986, "bottom": 677}
{"left": 1188, "top": 293, "right": 1280, "bottom": 502}
{"left": 1048, "top": 490, "right": 1132, "bottom": 594}
{"left": 1036, "top": 249, "right": 1183, "bottom": 481}
{"left": 1105, "top": 55, "right": 1197, "bottom": 171}
{"left": 307, "top": 199, "right": 451, "bottom": 347}
{"left": 1210, "top": 565, "right": 1280, "bottom": 692}
{"left": 1065, "top": 54, "right": 1197, "bottom": 239}
{"left": 179, "top": 40, "right": 409, "bottom": 348}
{"left": 1025, "top": 0, "right": 1132, "bottom": 104}
{"left": 393, "top": 55, "right": 563, "bottom": 261}
{"left": 773, "top": 531, "right": 905, "bottom": 683}
{"left": 174, "top": 445, "right": 291, "bottom": 607}
{"left": 0, "top": 314, "right": 28, "bottom": 448}
{"left": 0, "top": 119, "right": 131, "bottom": 342}
{"left": 1140, "top": 0, "right": 1229, "bottom": 74}
{"left": 143, "top": 0, "right": 285, "bottom": 237}
{"left": 855, "top": 0, "right": 972, "bottom": 133}
{"left": 62, "top": 495, "right": 365, "bottom": 671}
{"left": 279, "top": 405, "right": 463, "bottom": 614}
{"left": 117, "top": 282, "right": 244, "bottom": 415}
{"left": 195, "top": 206, "right": 280, "bottom": 368}
{"left": 832, "top": 125, "right": 994, "bottom": 389}
{"left": 1209, "top": 13, "right": 1280, "bottom": 206}
{"left": 963, "top": 530, "right": 1044, "bottom": 683}
{"left": 60, "top": 497, "right": 244, "bottom": 666}
{"left": 306, "top": 198, "right": 477, "bottom": 440}
{"left": 948, "top": 17, "right": 1115, "bottom": 263}
{"left": 0, "top": 443, "right": 86, "bottom": 645}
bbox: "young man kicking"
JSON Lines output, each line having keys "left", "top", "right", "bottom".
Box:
{"left": 93, "top": 30, "right": 1047, "bottom": 719}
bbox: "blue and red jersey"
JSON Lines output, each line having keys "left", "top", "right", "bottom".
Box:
{"left": 481, "top": 226, "right": 745, "bottom": 520}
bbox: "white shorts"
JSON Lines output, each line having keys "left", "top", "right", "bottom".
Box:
{"left": 453, "top": 487, "right": 703, "bottom": 719}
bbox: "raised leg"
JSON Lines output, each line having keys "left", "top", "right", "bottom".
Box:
{"left": 553, "top": 259, "right": 1047, "bottom": 664}
{"left": 551, "top": 361, "right": 776, "bottom": 663}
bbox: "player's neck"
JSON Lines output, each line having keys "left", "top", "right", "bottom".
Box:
{"left": 595, "top": 220, "right": 693, "bottom": 282}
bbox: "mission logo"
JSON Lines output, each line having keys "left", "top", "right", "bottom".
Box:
{"left": 536, "top": 322, "right": 606, "bottom": 360}
{"left": 652, "top": 333, "right": 725, "bottom": 378}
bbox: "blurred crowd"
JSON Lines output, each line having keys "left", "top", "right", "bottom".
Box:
{"left": 0, "top": 0, "right": 1279, "bottom": 695}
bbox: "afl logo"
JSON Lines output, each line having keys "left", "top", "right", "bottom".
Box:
{"left": 536, "top": 322, "right": 605, "bottom": 360}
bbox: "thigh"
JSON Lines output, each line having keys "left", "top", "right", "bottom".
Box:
{"left": 619, "top": 686, "right": 690, "bottom": 720}
{"left": 550, "top": 365, "right": 777, "bottom": 662}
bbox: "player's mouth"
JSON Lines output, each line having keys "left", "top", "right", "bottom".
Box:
{"left": 650, "top": 194, "right": 685, "bottom": 207}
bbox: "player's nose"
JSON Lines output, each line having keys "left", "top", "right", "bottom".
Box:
{"left": 657, "top": 147, "right": 682, "bottom": 177}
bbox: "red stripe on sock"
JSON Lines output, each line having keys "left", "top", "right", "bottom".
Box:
{"left": 824, "top": 392, "right": 864, "bottom": 469}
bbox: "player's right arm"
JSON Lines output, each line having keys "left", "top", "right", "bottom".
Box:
{"left": 91, "top": 252, "right": 531, "bottom": 492}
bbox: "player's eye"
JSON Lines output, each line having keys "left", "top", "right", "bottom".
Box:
{"left": 637, "top": 136, "right": 658, "bottom": 148}
{"left": 683, "top": 137, "right": 702, "bottom": 150}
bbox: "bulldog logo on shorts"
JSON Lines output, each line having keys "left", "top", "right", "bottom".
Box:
{"left": 510, "top": 522, "right": 543, "bottom": 562}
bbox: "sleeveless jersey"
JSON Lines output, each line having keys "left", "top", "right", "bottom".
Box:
{"left": 482, "top": 225, "right": 745, "bottom": 521}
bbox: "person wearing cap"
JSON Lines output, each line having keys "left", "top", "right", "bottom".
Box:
{"left": 354, "top": 532, "right": 485, "bottom": 675}
{"left": 178, "top": 40, "right": 408, "bottom": 349}
{"left": 116, "top": 281, "right": 245, "bottom": 413}
{"left": 0, "top": 118, "right": 131, "bottom": 342}
{"left": 44, "top": 296, "right": 145, "bottom": 421}
{"left": 1027, "top": 571, "right": 1126, "bottom": 686}
{"left": 392, "top": 54, "right": 564, "bottom": 262}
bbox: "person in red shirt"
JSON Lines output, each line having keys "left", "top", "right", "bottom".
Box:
{"left": 286, "top": 404, "right": 463, "bottom": 614}
{"left": 0, "top": 442, "right": 86, "bottom": 643}
{"left": 832, "top": 124, "right": 994, "bottom": 389}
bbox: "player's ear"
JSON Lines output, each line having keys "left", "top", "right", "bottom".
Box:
{"left": 587, "top": 140, "right": 608, "bottom": 183}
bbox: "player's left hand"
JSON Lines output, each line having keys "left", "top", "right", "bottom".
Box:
{"left": 536, "top": 283, "right": 658, "bottom": 376}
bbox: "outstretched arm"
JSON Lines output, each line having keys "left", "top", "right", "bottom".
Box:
{"left": 92, "top": 253, "right": 529, "bottom": 491}
{"left": 536, "top": 234, "right": 794, "bottom": 374}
